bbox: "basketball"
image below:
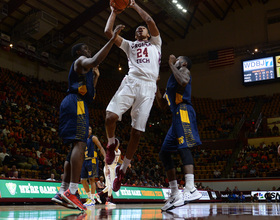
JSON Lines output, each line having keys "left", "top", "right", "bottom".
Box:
{"left": 110, "top": 0, "right": 130, "bottom": 10}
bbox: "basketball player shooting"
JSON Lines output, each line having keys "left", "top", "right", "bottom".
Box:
{"left": 104, "top": 0, "right": 162, "bottom": 192}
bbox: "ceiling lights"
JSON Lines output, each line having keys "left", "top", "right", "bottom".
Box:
{"left": 172, "top": 0, "right": 187, "bottom": 13}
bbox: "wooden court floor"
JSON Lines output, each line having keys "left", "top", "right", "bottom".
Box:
{"left": 1, "top": 203, "right": 280, "bottom": 219}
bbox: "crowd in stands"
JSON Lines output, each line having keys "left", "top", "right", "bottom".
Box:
{"left": 233, "top": 142, "right": 280, "bottom": 178}
{"left": 1, "top": 67, "right": 280, "bottom": 194}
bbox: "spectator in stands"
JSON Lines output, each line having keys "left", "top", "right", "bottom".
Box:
{"left": 124, "top": 179, "right": 131, "bottom": 186}
{"left": 36, "top": 146, "right": 43, "bottom": 158}
{"left": 27, "top": 153, "right": 39, "bottom": 170}
{"left": 46, "top": 173, "right": 56, "bottom": 181}
{"left": 14, "top": 149, "right": 32, "bottom": 169}
{"left": 38, "top": 153, "right": 49, "bottom": 168}
{"left": 238, "top": 192, "right": 245, "bottom": 203}
{"left": 96, "top": 176, "right": 105, "bottom": 193}
{"left": 229, "top": 168, "right": 236, "bottom": 178}
{"left": 0, "top": 164, "right": 9, "bottom": 177}
{"left": 0, "top": 147, "right": 9, "bottom": 166}
{"left": 8, "top": 165, "right": 18, "bottom": 178}
{"left": 225, "top": 187, "right": 231, "bottom": 193}
{"left": 233, "top": 186, "right": 239, "bottom": 193}
{"left": 11, "top": 170, "right": 19, "bottom": 179}
{"left": 252, "top": 193, "right": 259, "bottom": 202}
{"left": 228, "top": 192, "right": 237, "bottom": 203}
{"left": 272, "top": 124, "right": 279, "bottom": 136}
{"left": 213, "top": 169, "right": 221, "bottom": 178}
{"left": 132, "top": 180, "right": 139, "bottom": 186}
{"left": 266, "top": 192, "right": 272, "bottom": 203}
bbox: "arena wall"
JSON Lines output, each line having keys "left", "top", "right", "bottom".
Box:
{"left": 161, "top": 0, "right": 280, "bottom": 99}
{"left": 0, "top": 1, "right": 279, "bottom": 99}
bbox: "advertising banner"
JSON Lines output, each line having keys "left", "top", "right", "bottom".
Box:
{"left": 0, "top": 179, "right": 87, "bottom": 199}
{"left": 112, "top": 186, "right": 165, "bottom": 200}
{"left": 251, "top": 191, "right": 280, "bottom": 201}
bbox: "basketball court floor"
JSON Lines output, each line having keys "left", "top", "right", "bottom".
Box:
{"left": 1, "top": 203, "right": 280, "bottom": 219}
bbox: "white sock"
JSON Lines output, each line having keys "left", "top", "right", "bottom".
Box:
{"left": 69, "top": 182, "right": 79, "bottom": 194}
{"left": 108, "top": 137, "right": 115, "bottom": 145}
{"left": 87, "top": 192, "right": 91, "bottom": 199}
{"left": 91, "top": 194, "right": 95, "bottom": 199}
{"left": 185, "top": 174, "right": 195, "bottom": 191}
{"left": 120, "top": 157, "right": 131, "bottom": 173}
{"left": 59, "top": 182, "right": 69, "bottom": 194}
{"left": 169, "top": 180, "right": 179, "bottom": 195}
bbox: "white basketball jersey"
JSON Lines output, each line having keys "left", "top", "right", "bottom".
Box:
{"left": 120, "top": 35, "right": 162, "bottom": 82}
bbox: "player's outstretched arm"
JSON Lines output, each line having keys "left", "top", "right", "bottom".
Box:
{"left": 93, "top": 66, "right": 100, "bottom": 88}
{"left": 155, "top": 77, "right": 168, "bottom": 111}
{"left": 169, "top": 54, "right": 190, "bottom": 87}
{"left": 77, "top": 24, "right": 124, "bottom": 71}
{"left": 92, "top": 135, "right": 106, "bottom": 159}
{"left": 129, "top": 0, "right": 159, "bottom": 37}
{"left": 104, "top": 6, "right": 123, "bottom": 47}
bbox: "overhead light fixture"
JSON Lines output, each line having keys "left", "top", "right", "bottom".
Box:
{"left": 118, "top": 64, "right": 122, "bottom": 71}
{"left": 254, "top": 48, "right": 258, "bottom": 52}
{"left": 9, "top": 43, "right": 13, "bottom": 48}
{"left": 172, "top": 0, "right": 187, "bottom": 14}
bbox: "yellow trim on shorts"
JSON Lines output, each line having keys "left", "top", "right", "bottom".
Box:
{"left": 180, "top": 109, "right": 190, "bottom": 124}
{"left": 77, "top": 101, "right": 85, "bottom": 115}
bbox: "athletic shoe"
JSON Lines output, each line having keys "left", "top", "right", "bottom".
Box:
{"left": 106, "top": 138, "right": 119, "bottom": 165}
{"left": 112, "top": 165, "right": 124, "bottom": 192}
{"left": 51, "top": 192, "right": 75, "bottom": 208}
{"left": 161, "top": 192, "right": 184, "bottom": 212}
{"left": 83, "top": 198, "right": 95, "bottom": 206}
{"left": 95, "top": 193, "right": 102, "bottom": 204}
{"left": 183, "top": 188, "right": 202, "bottom": 204}
{"left": 61, "top": 189, "right": 87, "bottom": 211}
{"left": 105, "top": 201, "right": 116, "bottom": 207}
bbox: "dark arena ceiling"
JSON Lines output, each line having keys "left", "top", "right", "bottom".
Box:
{"left": 0, "top": 0, "right": 271, "bottom": 72}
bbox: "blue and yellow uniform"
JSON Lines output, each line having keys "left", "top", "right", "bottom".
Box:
{"left": 59, "top": 62, "right": 95, "bottom": 143}
{"left": 81, "top": 135, "right": 98, "bottom": 179}
{"left": 162, "top": 74, "right": 201, "bottom": 151}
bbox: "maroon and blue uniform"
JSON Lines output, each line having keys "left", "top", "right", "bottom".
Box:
{"left": 162, "top": 74, "right": 201, "bottom": 151}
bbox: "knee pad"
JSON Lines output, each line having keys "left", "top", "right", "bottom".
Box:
{"left": 178, "top": 148, "right": 194, "bottom": 165}
{"left": 159, "top": 150, "right": 174, "bottom": 171}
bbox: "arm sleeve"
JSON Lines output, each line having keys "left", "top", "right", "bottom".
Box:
{"left": 150, "top": 35, "right": 162, "bottom": 52}
{"left": 119, "top": 38, "right": 130, "bottom": 55}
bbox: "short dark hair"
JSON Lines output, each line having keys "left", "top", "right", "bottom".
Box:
{"left": 182, "top": 56, "right": 192, "bottom": 70}
{"left": 71, "top": 43, "right": 84, "bottom": 58}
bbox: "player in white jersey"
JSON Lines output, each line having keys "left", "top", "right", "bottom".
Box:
{"left": 95, "top": 145, "right": 122, "bottom": 207}
{"left": 104, "top": 0, "right": 162, "bottom": 193}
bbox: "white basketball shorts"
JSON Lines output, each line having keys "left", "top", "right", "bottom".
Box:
{"left": 106, "top": 75, "right": 157, "bottom": 132}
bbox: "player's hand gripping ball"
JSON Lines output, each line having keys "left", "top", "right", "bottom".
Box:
{"left": 110, "top": 0, "right": 130, "bottom": 10}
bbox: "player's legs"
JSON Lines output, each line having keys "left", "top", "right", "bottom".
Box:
{"left": 179, "top": 148, "right": 202, "bottom": 203}
{"left": 52, "top": 148, "right": 74, "bottom": 208}
{"left": 81, "top": 179, "right": 89, "bottom": 194}
{"left": 62, "top": 141, "right": 87, "bottom": 211}
{"left": 159, "top": 149, "right": 184, "bottom": 211}
{"left": 177, "top": 104, "right": 202, "bottom": 203}
{"left": 112, "top": 129, "right": 142, "bottom": 192}
{"left": 60, "top": 149, "right": 72, "bottom": 194}
{"left": 105, "top": 111, "right": 118, "bottom": 139}
{"left": 89, "top": 178, "right": 96, "bottom": 195}
{"left": 70, "top": 141, "right": 86, "bottom": 184}
{"left": 106, "top": 166, "right": 115, "bottom": 206}
{"left": 105, "top": 77, "right": 136, "bottom": 165}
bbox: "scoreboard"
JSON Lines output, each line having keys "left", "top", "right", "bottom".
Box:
{"left": 242, "top": 54, "right": 280, "bottom": 85}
